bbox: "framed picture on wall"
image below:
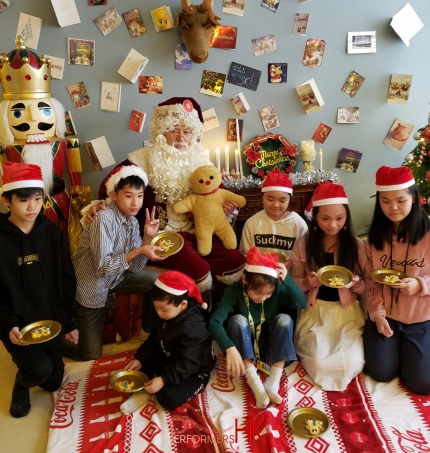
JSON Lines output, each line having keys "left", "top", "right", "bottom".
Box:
{"left": 100, "top": 82, "right": 121, "bottom": 112}
{"left": 347, "top": 31, "right": 376, "bottom": 54}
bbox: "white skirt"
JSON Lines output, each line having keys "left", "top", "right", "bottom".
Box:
{"left": 294, "top": 299, "right": 365, "bottom": 391}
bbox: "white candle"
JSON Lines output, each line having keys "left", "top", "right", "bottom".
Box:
{"left": 224, "top": 146, "right": 229, "bottom": 174}
{"left": 301, "top": 140, "right": 314, "bottom": 152}
{"left": 215, "top": 147, "right": 221, "bottom": 171}
{"left": 319, "top": 148, "right": 323, "bottom": 170}
{"left": 235, "top": 149, "right": 240, "bottom": 174}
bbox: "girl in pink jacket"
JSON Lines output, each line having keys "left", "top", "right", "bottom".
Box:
{"left": 291, "top": 182, "right": 366, "bottom": 391}
{"left": 364, "top": 166, "right": 430, "bottom": 395}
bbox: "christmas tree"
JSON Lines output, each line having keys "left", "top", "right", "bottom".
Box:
{"left": 403, "top": 118, "right": 430, "bottom": 214}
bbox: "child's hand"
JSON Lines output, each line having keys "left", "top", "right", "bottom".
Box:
{"left": 226, "top": 347, "right": 245, "bottom": 377}
{"left": 397, "top": 277, "right": 422, "bottom": 296}
{"left": 222, "top": 201, "right": 238, "bottom": 216}
{"left": 124, "top": 359, "right": 142, "bottom": 371}
{"left": 83, "top": 202, "right": 106, "bottom": 225}
{"left": 345, "top": 275, "right": 360, "bottom": 288}
{"left": 143, "top": 376, "right": 164, "bottom": 394}
{"left": 65, "top": 329, "right": 79, "bottom": 344}
{"left": 138, "top": 244, "right": 166, "bottom": 261}
{"left": 375, "top": 315, "right": 393, "bottom": 338}
{"left": 143, "top": 207, "right": 160, "bottom": 241}
{"left": 276, "top": 262, "right": 288, "bottom": 282}
{"left": 307, "top": 271, "right": 321, "bottom": 288}
{"left": 9, "top": 327, "right": 27, "bottom": 346}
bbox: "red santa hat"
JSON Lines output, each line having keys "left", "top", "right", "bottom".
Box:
{"left": 261, "top": 168, "right": 293, "bottom": 194}
{"left": 244, "top": 247, "right": 278, "bottom": 279}
{"left": 375, "top": 166, "right": 415, "bottom": 191}
{"left": 304, "top": 199, "right": 313, "bottom": 221}
{"left": 312, "top": 181, "right": 348, "bottom": 207}
{"left": 155, "top": 97, "right": 203, "bottom": 124}
{"left": 0, "top": 161, "right": 44, "bottom": 193}
{"left": 105, "top": 165, "right": 148, "bottom": 194}
{"left": 154, "top": 271, "right": 207, "bottom": 309}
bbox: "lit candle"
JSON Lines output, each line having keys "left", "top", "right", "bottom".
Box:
{"left": 319, "top": 148, "right": 323, "bottom": 170}
{"left": 224, "top": 146, "right": 229, "bottom": 174}
{"left": 215, "top": 147, "right": 221, "bottom": 171}
{"left": 235, "top": 149, "right": 240, "bottom": 174}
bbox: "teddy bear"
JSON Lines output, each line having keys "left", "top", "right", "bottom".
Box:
{"left": 173, "top": 165, "right": 246, "bottom": 256}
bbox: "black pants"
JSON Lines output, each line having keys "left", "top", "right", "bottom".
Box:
{"left": 363, "top": 317, "right": 430, "bottom": 395}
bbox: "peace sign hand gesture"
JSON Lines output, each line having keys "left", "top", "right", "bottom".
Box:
{"left": 143, "top": 207, "right": 160, "bottom": 244}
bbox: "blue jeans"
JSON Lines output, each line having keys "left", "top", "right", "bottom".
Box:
{"left": 226, "top": 313, "right": 297, "bottom": 364}
{"left": 63, "top": 267, "right": 159, "bottom": 361}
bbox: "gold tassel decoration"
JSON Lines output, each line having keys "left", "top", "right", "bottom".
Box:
{"left": 66, "top": 137, "right": 82, "bottom": 173}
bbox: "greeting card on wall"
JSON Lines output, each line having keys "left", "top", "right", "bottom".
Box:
{"left": 227, "top": 119, "right": 244, "bottom": 142}
{"left": 68, "top": 38, "right": 95, "bottom": 66}
{"left": 222, "top": 0, "right": 245, "bottom": 16}
{"left": 0, "top": 1, "right": 11, "bottom": 13}
{"left": 227, "top": 62, "right": 262, "bottom": 91}
{"left": 100, "top": 82, "right": 121, "bottom": 112}
{"left": 64, "top": 111, "right": 77, "bottom": 136}
{"left": 138, "top": 76, "right": 163, "bottom": 94}
{"left": 293, "top": 13, "right": 309, "bottom": 35}
{"left": 89, "top": 0, "right": 106, "bottom": 4}
{"left": 252, "top": 35, "right": 276, "bottom": 56}
{"left": 200, "top": 70, "right": 226, "bottom": 97}
{"left": 17, "top": 13, "right": 42, "bottom": 49}
{"left": 94, "top": 8, "right": 122, "bottom": 36}
{"left": 231, "top": 92, "right": 251, "bottom": 114}
{"left": 51, "top": 0, "right": 80, "bottom": 27}
{"left": 67, "top": 82, "right": 91, "bottom": 109}
{"left": 123, "top": 9, "right": 147, "bottom": 38}
{"left": 44, "top": 55, "right": 65, "bottom": 80}
{"left": 383, "top": 118, "right": 415, "bottom": 151}
{"left": 150, "top": 6, "right": 173, "bottom": 32}
{"left": 175, "top": 44, "right": 193, "bottom": 70}
{"left": 210, "top": 26, "right": 238, "bottom": 50}
{"left": 259, "top": 105, "right": 280, "bottom": 132}
{"left": 84, "top": 136, "right": 115, "bottom": 170}
{"left": 261, "top": 0, "right": 280, "bottom": 13}
{"left": 390, "top": 3, "right": 423, "bottom": 47}
{"left": 117, "top": 48, "right": 148, "bottom": 83}
{"left": 202, "top": 108, "right": 220, "bottom": 132}
{"left": 335, "top": 148, "right": 362, "bottom": 173}
{"left": 296, "top": 78, "right": 324, "bottom": 114}
{"left": 341, "top": 70, "right": 365, "bottom": 98}
{"left": 312, "top": 123, "right": 332, "bottom": 144}
{"left": 387, "top": 74, "right": 413, "bottom": 104}
{"left": 128, "top": 110, "right": 146, "bottom": 133}
{"left": 268, "top": 63, "right": 287, "bottom": 83}
{"left": 302, "top": 38, "right": 325, "bottom": 68}
{"left": 337, "top": 107, "right": 359, "bottom": 123}
{"left": 347, "top": 31, "right": 376, "bottom": 54}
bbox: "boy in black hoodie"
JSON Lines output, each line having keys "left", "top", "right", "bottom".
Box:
{"left": 0, "top": 162, "right": 77, "bottom": 418}
{"left": 120, "top": 271, "right": 216, "bottom": 413}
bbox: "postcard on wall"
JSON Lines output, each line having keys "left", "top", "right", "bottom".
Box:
{"left": 89, "top": 0, "right": 106, "bottom": 4}
{"left": 100, "top": 82, "right": 121, "bottom": 112}
{"left": 117, "top": 48, "right": 149, "bottom": 84}
{"left": 0, "top": 1, "right": 11, "bottom": 13}
{"left": 227, "top": 62, "right": 262, "bottom": 92}
{"left": 51, "top": 0, "right": 80, "bottom": 27}
{"left": 261, "top": 0, "right": 280, "bottom": 13}
{"left": 341, "top": 70, "right": 365, "bottom": 98}
{"left": 64, "top": 111, "right": 77, "bottom": 136}
{"left": 68, "top": 38, "right": 95, "bottom": 66}
{"left": 94, "top": 8, "right": 122, "bottom": 36}
{"left": 44, "top": 55, "right": 65, "bottom": 80}
{"left": 293, "top": 13, "right": 309, "bottom": 35}
{"left": 175, "top": 44, "right": 193, "bottom": 70}
{"left": 259, "top": 105, "right": 279, "bottom": 131}
{"left": 252, "top": 35, "right": 276, "bottom": 56}
{"left": 268, "top": 63, "right": 287, "bottom": 83}
{"left": 202, "top": 108, "right": 220, "bottom": 132}
{"left": 387, "top": 74, "right": 413, "bottom": 104}
{"left": 296, "top": 78, "right": 324, "bottom": 114}
{"left": 210, "top": 26, "right": 238, "bottom": 50}
{"left": 383, "top": 118, "right": 415, "bottom": 151}
{"left": 302, "top": 38, "right": 325, "bottom": 68}
{"left": 150, "top": 6, "right": 173, "bottom": 32}
{"left": 122, "top": 9, "right": 147, "bottom": 38}
{"left": 347, "top": 31, "right": 376, "bottom": 54}
{"left": 312, "top": 123, "right": 332, "bottom": 144}
{"left": 200, "top": 70, "right": 226, "bottom": 97}
{"left": 390, "top": 3, "right": 423, "bottom": 47}
{"left": 128, "top": 110, "right": 146, "bottom": 133}
{"left": 138, "top": 76, "right": 163, "bottom": 94}
{"left": 85, "top": 136, "right": 115, "bottom": 170}
{"left": 337, "top": 107, "right": 359, "bottom": 123}
{"left": 335, "top": 148, "right": 362, "bottom": 173}
{"left": 66, "top": 82, "right": 91, "bottom": 109}
{"left": 17, "top": 13, "right": 42, "bottom": 49}
{"left": 231, "top": 92, "right": 250, "bottom": 115}
{"left": 227, "top": 118, "right": 244, "bottom": 142}
{"left": 222, "top": 0, "right": 245, "bottom": 16}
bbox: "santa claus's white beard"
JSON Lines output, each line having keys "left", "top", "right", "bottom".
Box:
{"left": 148, "top": 139, "right": 210, "bottom": 205}
{"left": 21, "top": 143, "right": 54, "bottom": 194}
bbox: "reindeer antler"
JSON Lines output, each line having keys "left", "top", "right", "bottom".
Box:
{"left": 199, "top": 0, "right": 221, "bottom": 26}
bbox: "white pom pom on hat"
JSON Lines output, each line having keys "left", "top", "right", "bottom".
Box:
{"left": 105, "top": 165, "right": 148, "bottom": 194}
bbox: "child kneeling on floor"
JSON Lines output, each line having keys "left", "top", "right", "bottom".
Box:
{"left": 208, "top": 247, "right": 306, "bottom": 409}
{"left": 120, "top": 271, "right": 216, "bottom": 413}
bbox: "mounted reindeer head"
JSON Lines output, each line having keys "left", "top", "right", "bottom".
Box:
{"left": 175, "top": 0, "right": 220, "bottom": 64}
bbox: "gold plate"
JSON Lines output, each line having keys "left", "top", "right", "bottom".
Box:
{"left": 317, "top": 265, "right": 353, "bottom": 288}
{"left": 19, "top": 320, "right": 62, "bottom": 344}
{"left": 110, "top": 370, "right": 149, "bottom": 393}
{"left": 370, "top": 269, "right": 407, "bottom": 286}
{"left": 150, "top": 232, "right": 184, "bottom": 257}
{"left": 287, "top": 407, "right": 330, "bottom": 438}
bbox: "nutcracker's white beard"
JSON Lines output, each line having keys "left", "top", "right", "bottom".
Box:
{"left": 21, "top": 142, "right": 54, "bottom": 194}
{"left": 148, "top": 136, "right": 211, "bottom": 205}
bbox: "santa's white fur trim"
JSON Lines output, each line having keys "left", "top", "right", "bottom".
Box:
{"left": 215, "top": 266, "right": 245, "bottom": 286}
{"left": 105, "top": 165, "right": 148, "bottom": 194}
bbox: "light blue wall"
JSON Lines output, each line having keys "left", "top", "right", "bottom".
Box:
{"left": 1, "top": 0, "right": 429, "bottom": 234}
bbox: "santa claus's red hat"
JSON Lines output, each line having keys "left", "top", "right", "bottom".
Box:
{"left": 312, "top": 181, "right": 348, "bottom": 207}
{"left": 245, "top": 247, "right": 278, "bottom": 279}
{"left": 155, "top": 97, "right": 203, "bottom": 123}
{"left": 0, "top": 161, "right": 44, "bottom": 193}
{"left": 375, "top": 166, "right": 415, "bottom": 191}
{"left": 105, "top": 165, "right": 148, "bottom": 194}
{"left": 262, "top": 168, "right": 293, "bottom": 194}
{"left": 154, "top": 271, "right": 207, "bottom": 308}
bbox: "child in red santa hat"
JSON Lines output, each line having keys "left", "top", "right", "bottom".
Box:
{"left": 209, "top": 247, "right": 306, "bottom": 409}
{"left": 120, "top": 271, "right": 216, "bottom": 413}
{"left": 364, "top": 166, "right": 430, "bottom": 394}
{"left": 291, "top": 181, "right": 366, "bottom": 391}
